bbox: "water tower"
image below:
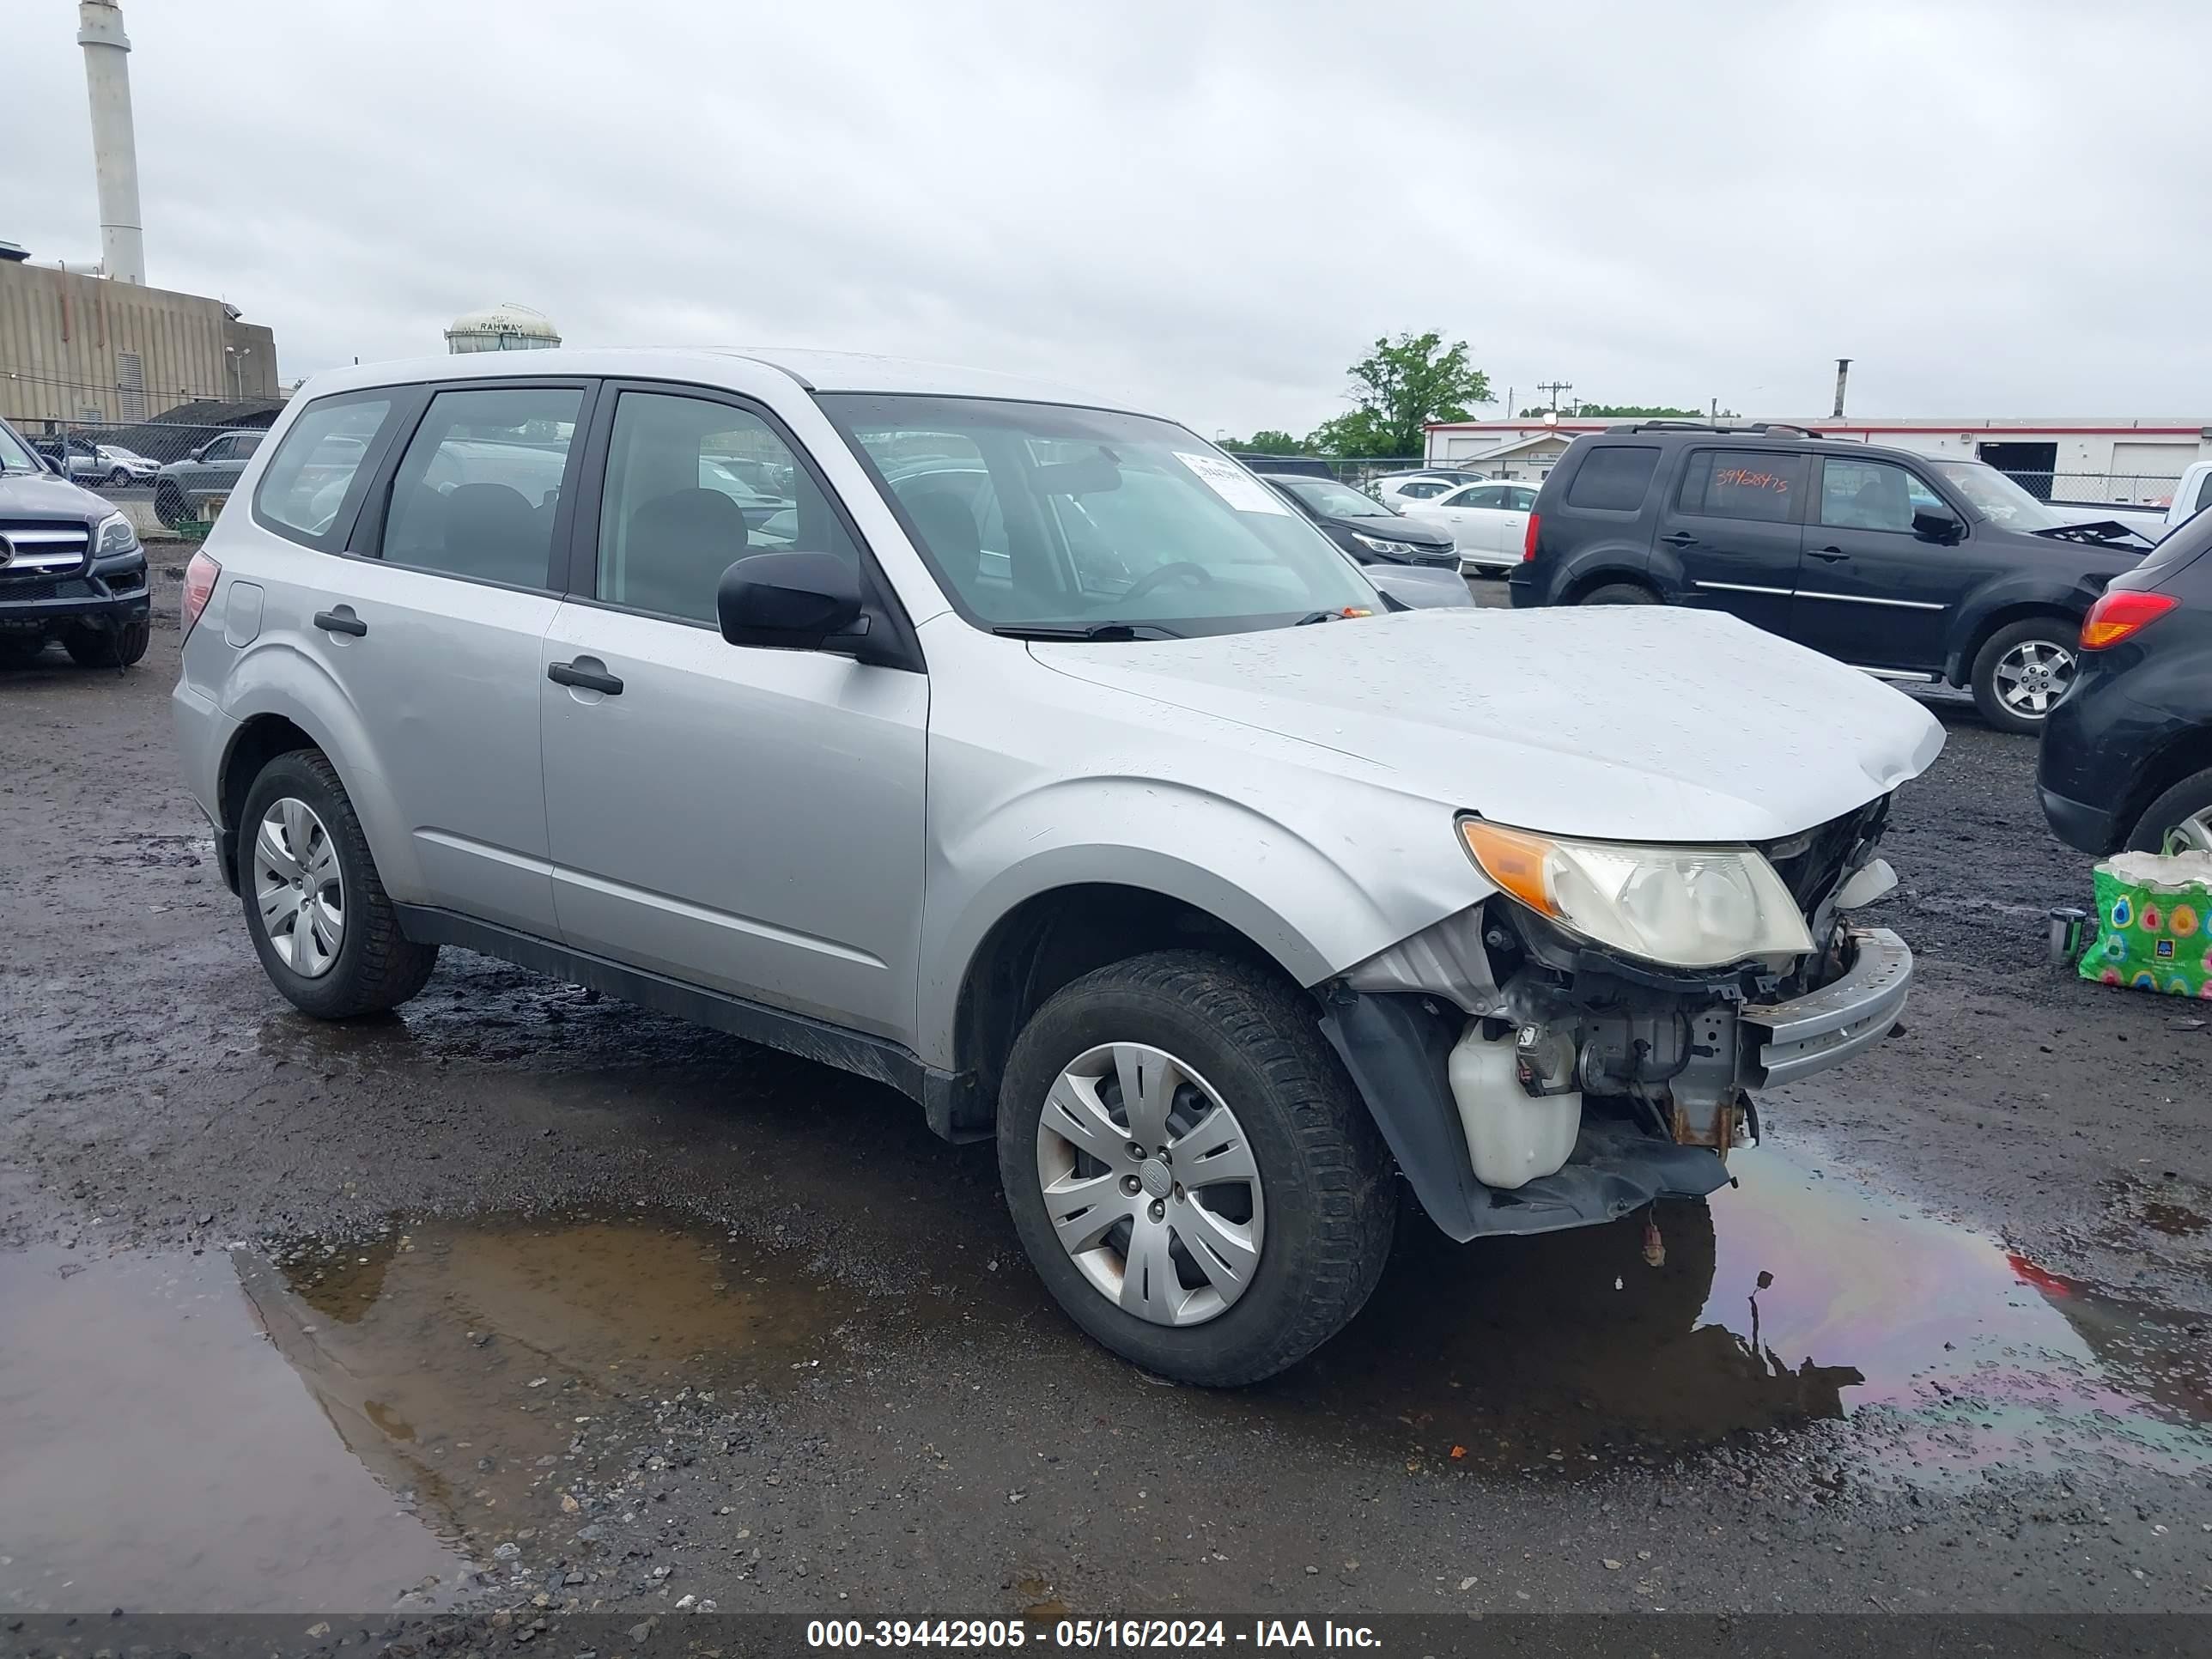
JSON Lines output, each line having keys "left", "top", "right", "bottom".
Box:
{"left": 444, "top": 303, "right": 562, "bottom": 354}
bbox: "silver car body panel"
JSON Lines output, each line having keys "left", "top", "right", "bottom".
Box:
{"left": 173, "top": 347, "right": 1945, "bottom": 1083}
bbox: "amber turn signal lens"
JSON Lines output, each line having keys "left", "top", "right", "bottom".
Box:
{"left": 1459, "top": 819, "right": 1558, "bottom": 916}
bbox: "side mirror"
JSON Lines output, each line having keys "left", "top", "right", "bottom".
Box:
{"left": 717, "top": 550, "right": 869, "bottom": 652}
{"left": 44, "top": 454, "right": 66, "bottom": 477}
{"left": 1911, "top": 505, "right": 1964, "bottom": 544}
{"left": 187, "top": 443, "right": 210, "bottom": 461}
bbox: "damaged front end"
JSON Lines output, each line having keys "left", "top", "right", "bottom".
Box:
{"left": 1318, "top": 799, "right": 1911, "bottom": 1243}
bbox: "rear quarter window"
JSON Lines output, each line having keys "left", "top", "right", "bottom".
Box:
{"left": 1565, "top": 446, "right": 1659, "bottom": 511}
{"left": 253, "top": 393, "right": 398, "bottom": 547}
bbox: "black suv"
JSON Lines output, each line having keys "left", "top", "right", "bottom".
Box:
{"left": 1510, "top": 422, "right": 2149, "bottom": 734}
{"left": 2038, "top": 511, "right": 2212, "bottom": 855}
{"left": 0, "top": 416, "right": 154, "bottom": 667}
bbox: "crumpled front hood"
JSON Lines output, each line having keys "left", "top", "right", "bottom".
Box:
{"left": 1030, "top": 606, "right": 1946, "bottom": 842}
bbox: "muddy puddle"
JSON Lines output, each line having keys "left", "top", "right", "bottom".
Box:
{"left": 0, "top": 1216, "right": 856, "bottom": 1615}
{"left": 1255, "top": 1144, "right": 2212, "bottom": 1480}
{"left": 3, "top": 1147, "right": 2207, "bottom": 1613}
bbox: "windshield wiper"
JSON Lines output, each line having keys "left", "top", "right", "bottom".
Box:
{"left": 1292, "top": 610, "right": 1343, "bottom": 625}
{"left": 990, "top": 621, "right": 1182, "bottom": 641}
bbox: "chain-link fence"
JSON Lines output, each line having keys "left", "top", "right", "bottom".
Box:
{"left": 13, "top": 416, "right": 273, "bottom": 533}
{"left": 2007, "top": 471, "right": 2185, "bottom": 510}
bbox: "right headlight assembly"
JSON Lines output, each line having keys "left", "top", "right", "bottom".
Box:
{"left": 1459, "top": 817, "right": 1814, "bottom": 969}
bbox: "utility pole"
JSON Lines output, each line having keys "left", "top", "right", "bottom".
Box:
{"left": 1536, "top": 379, "right": 1572, "bottom": 416}
{"left": 1832, "top": 358, "right": 1851, "bottom": 420}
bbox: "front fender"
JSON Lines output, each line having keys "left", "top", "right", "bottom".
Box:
{"left": 915, "top": 776, "right": 1484, "bottom": 1071}
{"left": 1941, "top": 575, "right": 2097, "bottom": 684}
{"left": 218, "top": 639, "right": 423, "bottom": 899}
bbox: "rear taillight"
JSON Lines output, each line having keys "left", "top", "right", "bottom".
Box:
{"left": 180, "top": 550, "right": 221, "bottom": 641}
{"left": 1521, "top": 512, "right": 1540, "bottom": 562}
{"left": 2080, "top": 589, "right": 2178, "bottom": 649}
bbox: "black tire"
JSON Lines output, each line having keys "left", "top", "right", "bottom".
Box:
{"left": 239, "top": 750, "right": 439, "bottom": 1018}
{"left": 1579, "top": 581, "right": 1659, "bottom": 605}
{"left": 64, "top": 618, "right": 149, "bottom": 667}
{"left": 2125, "top": 767, "right": 2212, "bottom": 856}
{"left": 1970, "top": 617, "right": 2078, "bottom": 736}
{"left": 0, "top": 634, "right": 48, "bottom": 665}
{"left": 997, "top": 950, "right": 1397, "bottom": 1385}
{"left": 155, "top": 483, "right": 190, "bottom": 528}
{"left": 106, "top": 468, "right": 129, "bottom": 488}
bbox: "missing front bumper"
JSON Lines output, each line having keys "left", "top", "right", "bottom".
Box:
{"left": 1740, "top": 927, "right": 1912, "bottom": 1087}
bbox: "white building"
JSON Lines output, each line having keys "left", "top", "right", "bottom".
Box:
{"left": 1425, "top": 416, "right": 2212, "bottom": 507}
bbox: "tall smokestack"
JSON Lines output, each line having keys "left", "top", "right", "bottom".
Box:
{"left": 78, "top": 0, "right": 144, "bottom": 285}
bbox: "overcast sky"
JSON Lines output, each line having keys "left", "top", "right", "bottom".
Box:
{"left": 9, "top": 1, "right": 2210, "bottom": 436}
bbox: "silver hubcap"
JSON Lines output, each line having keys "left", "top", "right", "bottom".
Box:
{"left": 1036, "top": 1042, "right": 1265, "bottom": 1328}
{"left": 253, "top": 797, "right": 344, "bottom": 978}
{"left": 1993, "top": 639, "right": 2076, "bottom": 717}
{"left": 2161, "top": 808, "right": 2212, "bottom": 857}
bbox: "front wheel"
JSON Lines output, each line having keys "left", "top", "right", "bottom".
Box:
{"left": 1972, "top": 618, "right": 2078, "bottom": 735}
{"left": 105, "top": 468, "right": 130, "bottom": 488}
{"left": 239, "top": 750, "right": 439, "bottom": 1018}
{"left": 155, "top": 483, "right": 191, "bottom": 527}
{"left": 997, "top": 951, "right": 1396, "bottom": 1385}
{"left": 64, "top": 618, "right": 149, "bottom": 667}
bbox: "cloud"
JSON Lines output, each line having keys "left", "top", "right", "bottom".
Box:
{"left": 10, "top": 0, "right": 2209, "bottom": 435}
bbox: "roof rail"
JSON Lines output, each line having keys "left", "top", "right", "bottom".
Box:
{"left": 1602, "top": 420, "right": 1827, "bottom": 439}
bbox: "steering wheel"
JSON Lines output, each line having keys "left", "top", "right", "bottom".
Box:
{"left": 1117, "top": 561, "right": 1214, "bottom": 605}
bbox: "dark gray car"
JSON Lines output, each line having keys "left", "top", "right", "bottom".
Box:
{"left": 155, "top": 428, "right": 266, "bottom": 527}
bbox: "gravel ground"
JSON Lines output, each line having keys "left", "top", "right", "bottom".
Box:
{"left": 2, "top": 563, "right": 2208, "bottom": 1632}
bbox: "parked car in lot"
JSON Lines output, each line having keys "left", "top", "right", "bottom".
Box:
{"left": 1373, "top": 469, "right": 1486, "bottom": 511}
{"left": 2153, "top": 459, "right": 2212, "bottom": 537}
{"left": 1400, "top": 478, "right": 1540, "bottom": 574}
{"left": 173, "top": 349, "right": 1937, "bottom": 1384}
{"left": 1258, "top": 472, "right": 1460, "bottom": 569}
{"left": 1511, "top": 422, "right": 2152, "bottom": 734}
{"left": 38, "top": 436, "right": 161, "bottom": 489}
{"left": 2038, "top": 509, "right": 2212, "bottom": 854}
{"left": 0, "top": 416, "right": 153, "bottom": 665}
{"left": 155, "top": 428, "right": 268, "bottom": 526}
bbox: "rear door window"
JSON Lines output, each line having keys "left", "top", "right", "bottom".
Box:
{"left": 1565, "top": 445, "right": 1658, "bottom": 511}
{"left": 1677, "top": 450, "right": 1807, "bottom": 524}
{"left": 253, "top": 393, "right": 399, "bottom": 546}
{"left": 378, "top": 386, "right": 585, "bottom": 589}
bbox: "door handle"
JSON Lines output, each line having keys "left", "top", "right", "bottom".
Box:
{"left": 1660, "top": 532, "right": 1696, "bottom": 548}
{"left": 548, "top": 659, "right": 623, "bottom": 696}
{"left": 1809, "top": 546, "right": 1852, "bottom": 562}
{"left": 313, "top": 607, "right": 368, "bottom": 636}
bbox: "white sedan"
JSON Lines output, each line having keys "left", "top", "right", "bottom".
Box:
{"left": 1401, "top": 480, "right": 1540, "bottom": 574}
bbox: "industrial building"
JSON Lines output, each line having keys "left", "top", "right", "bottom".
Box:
{"left": 1, "top": 1, "right": 279, "bottom": 432}
{"left": 1425, "top": 416, "right": 2212, "bottom": 507}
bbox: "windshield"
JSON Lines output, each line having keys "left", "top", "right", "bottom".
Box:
{"left": 0, "top": 422, "right": 38, "bottom": 473}
{"left": 1279, "top": 477, "right": 1395, "bottom": 519}
{"left": 1925, "top": 460, "right": 2073, "bottom": 531}
{"left": 819, "top": 394, "right": 1376, "bottom": 635}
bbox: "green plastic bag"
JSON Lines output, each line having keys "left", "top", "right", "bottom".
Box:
{"left": 2080, "top": 855, "right": 2212, "bottom": 999}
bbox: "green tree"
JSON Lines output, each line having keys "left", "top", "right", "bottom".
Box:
{"left": 1218, "top": 428, "right": 1306, "bottom": 455}
{"left": 1308, "top": 331, "right": 1492, "bottom": 459}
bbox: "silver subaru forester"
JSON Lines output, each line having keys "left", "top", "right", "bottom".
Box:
{"left": 173, "top": 349, "right": 1940, "bottom": 1383}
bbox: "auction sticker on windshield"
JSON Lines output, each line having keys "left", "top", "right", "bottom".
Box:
{"left": 1176, "top": 452, "right": 1291, "bottom": 514}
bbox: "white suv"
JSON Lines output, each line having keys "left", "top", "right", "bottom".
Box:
{"left": 172, "top": 349, "right": 1938, "bottom": 1384}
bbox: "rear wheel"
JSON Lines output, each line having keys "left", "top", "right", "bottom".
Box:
{"left": 64, "top": 618, "right": 149, "bottom": 667}
{"left": 239, "top": 750, "right": 438, "bottom": 1018}
{"left": 2126, "top": 768, "right": 2212, "bottom": 856}
{"left": 1579, "top": 581, "right": 1659, "bottom": 605}
{"left": 997, "top": 950, "right": 1396, "bottom": 1385}
{"left": 1972, "top": 617, "right": 2077, "bottom": 735}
